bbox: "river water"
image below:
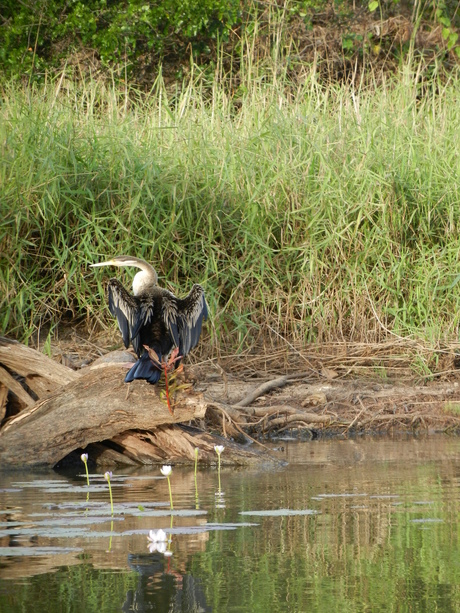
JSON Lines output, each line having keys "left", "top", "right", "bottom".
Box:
{"left": 1, "top": 436, "right": 460, "bottom": 612}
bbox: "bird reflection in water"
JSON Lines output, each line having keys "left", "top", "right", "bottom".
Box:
{"left": 123, "top": 553, "right": 210, "bottom": 613}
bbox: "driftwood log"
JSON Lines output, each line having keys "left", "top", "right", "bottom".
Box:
{"left": 0, "top": 337, "right": 269, "bottom": 468}
{"left": 0, "top": 364, "right": 207, "bottom": 466}
{"left": 0, "top": 336, "right": 79, "bottom": 409}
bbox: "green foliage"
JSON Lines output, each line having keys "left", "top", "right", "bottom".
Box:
{"left": 0, "top": 0, "right": 241, "bottom": 80}
{"left": 2, "top": 0, "right": 459, "bottom": 85}
{"left": 435, "top": 0, "right": 460, "bottom": 56}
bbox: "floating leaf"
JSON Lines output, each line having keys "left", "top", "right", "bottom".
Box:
{"left": 313, "top": 493, "right": 367, "bottom": 499}
{"left": 0, "top": 547, "right": 83, "bottom": 557}
{"left": 239, "top": 509, "right": 319, "bottom": 517}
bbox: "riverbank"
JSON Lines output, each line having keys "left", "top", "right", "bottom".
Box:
{"left": 47, "top": 333, "right": 460, "bottom": 438}
{"left": 2, "top": 332, "right": 460, "bottom": 471}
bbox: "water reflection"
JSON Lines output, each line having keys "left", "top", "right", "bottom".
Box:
{"left": 124, "top": 553, "right": 210, "bottom": 612}
{"left": 1, "top": 436, "right": 460, "bottom": 612}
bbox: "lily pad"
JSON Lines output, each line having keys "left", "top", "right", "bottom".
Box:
{"left": 168, "top": 522, "right": 258, "bottom": 533}
{"left": 120, "top": 522, "right": 258, "bottom": 537}
{"left": 34, "top": 516, "right": 123, "bottom": 526}
{"left": 119, "top": 508, "right": 208, "bottom": 518}
{"left": 0, "top": 546, "right": 83, "bottom": 557}
{"left": 0, "top": 527, "right": 92, "bottom": 538}
{"left": 239, "top": 509, "right": 319, "bottom": 517}
{"left": 313, "top": 493, "right": 368, "bottom": 499}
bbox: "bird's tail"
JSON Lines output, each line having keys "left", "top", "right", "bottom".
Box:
{"left": 125, "top": 351, "right": 162, "bottom": 384}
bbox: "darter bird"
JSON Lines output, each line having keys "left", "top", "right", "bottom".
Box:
{"left": 90, "top": 256, "right": 208, "bottom": 384}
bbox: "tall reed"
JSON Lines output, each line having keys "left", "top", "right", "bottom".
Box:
{"left": 1, "top": 51, "right": 460, "bottom": 361}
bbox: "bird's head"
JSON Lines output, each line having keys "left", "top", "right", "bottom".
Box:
{"left": 90, "top": 256, "right": 158, "bottom": 292}
{"left": 90, "top": 255, "right": 146, "bottom": 269}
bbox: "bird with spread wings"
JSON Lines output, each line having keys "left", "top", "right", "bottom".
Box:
{"left": 90, "top": 256, "right": 208, "bottom": 385}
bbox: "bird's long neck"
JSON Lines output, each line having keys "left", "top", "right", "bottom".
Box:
{"left": 132, "top": 262, "right": 158, "bottom": 296}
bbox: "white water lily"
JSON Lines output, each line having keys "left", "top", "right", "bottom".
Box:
{"left": 160, "top": 465, "right": 174, "bottom": 509}
{"left": 147, "top": 529, "right": 168, "bottom": 554}
{"left": 214, "top": 445, "right": 224, "bottom": 493}
{"left": 81, "top": 453, "right": 90, "bottom": 487}
{"left": 103, "top": 471, "right": 114, "bottom": 516}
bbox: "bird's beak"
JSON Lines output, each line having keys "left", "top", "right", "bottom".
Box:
{"left": 89, "top": 259, "right": 116, "bottom": 268}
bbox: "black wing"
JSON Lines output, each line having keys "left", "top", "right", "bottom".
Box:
{"left": 107, "top": 279, "right": 148, "bottom": 356}
{"left": 161, "top": 284, "right": 208, "bottom": 357}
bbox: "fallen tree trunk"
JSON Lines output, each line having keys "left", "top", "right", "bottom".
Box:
{"left": 0, "top": 364, "right": 207, "bottom": 467}
{"left": 0, "top": 336, "right": 79, "bottom": 397}
{"left": 87, "top": 425, "right": 269, "bottom": 467}
{"left": 0, "top": 339, "right": 272, "bottom": 468}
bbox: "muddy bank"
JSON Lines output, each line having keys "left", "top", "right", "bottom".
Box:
{"left": 197, "top": 371, "right": 460, "bottom": 438}
{"left": 2, "top": 336, "right": 460, "bottom": 468}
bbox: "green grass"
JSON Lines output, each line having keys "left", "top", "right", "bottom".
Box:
{"left": 1, "top": 56, "right": 460, "bottom": 362}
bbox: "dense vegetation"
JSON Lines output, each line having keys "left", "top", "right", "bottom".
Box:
{"left": 1, "top": 1, "right": 460, "bottom": 369}
{"left": 2, "top": 60, "right": 460, "bottom": 355}
{"left": 2, "top": 0, "right": 460, "bottom": 86}
{"left": 0, "top": 0, "right": 240, "bottom": 82}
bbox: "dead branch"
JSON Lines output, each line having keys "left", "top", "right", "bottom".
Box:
{"left": 0, "top": 337, "right": 79, "bottom": 386}
{"left": 360, "top": 412, "right": 460, "bottom": 426}
{"left": 206, "top": 403, "right": 267, "bottom": 448}
{"left": 344, "top": 397, "right": 369, "bottom": 432}
{"left": 235, "top": 375, "right": 290, "bottom": 407}
{"left": 264, "top": 412, "right": 335, "bottom": 429}
{"left": 239, "top": 403, "right": 313, "bottom": 418}
{"left": 0, "top": 365, "right": 35, "bottom": 408}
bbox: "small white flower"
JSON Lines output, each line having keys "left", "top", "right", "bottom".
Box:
{"left": 104, "top": 471, "right": 113, "bottom": 481}
{"left": 147, "top": 529, "right": 168, "bottom": 554}
{"left": 160, "top": 465, "right": 172, "bottom": 477}
{"left": 214, "top": 445, "right": 225, "bottom": 455}
{"left": 164, "top": 550, "right": 173, "bottom": 557}
{"left": 81, "top": 453, "right": 88, "bottom": 463}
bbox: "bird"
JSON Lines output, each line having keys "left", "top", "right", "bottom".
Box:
{"left": 90, "top": 255, "right": 208, "bottom": 384}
